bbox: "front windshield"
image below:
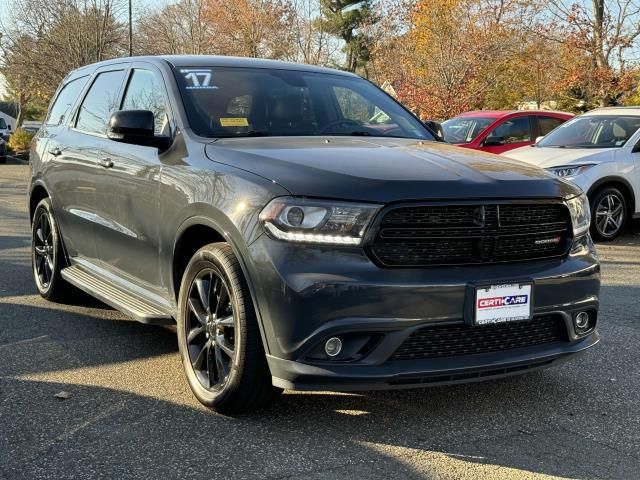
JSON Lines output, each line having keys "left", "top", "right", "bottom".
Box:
{"left": 538, "top": 115, "right": 640, "bottom": 148}
{"left": 173, "top": 66, "right": 433, "bottom": 140}
{"left": 442, "top": 117, "right": 493, "bottom": 143}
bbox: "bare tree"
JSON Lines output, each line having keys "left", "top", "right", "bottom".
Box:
{"left": 546, "top": 0, "right": 640, "bottom": 105}
{"left": 0, "top": 0, "right": 127, "bottom": 124}
{"left": 136, "top": 0, "right": 213, "bottom": 55}
{"left": 289, "top": 0, "right": 340, "bottom": 65}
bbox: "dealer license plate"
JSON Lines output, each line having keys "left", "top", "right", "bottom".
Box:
{"left": 474, "top": 283, "right": 532, "bottom": 325}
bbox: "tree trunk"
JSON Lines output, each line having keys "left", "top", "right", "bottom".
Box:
{"left": 15, "top": 93, "right": 25, "bottom": 129}
{"left": 592, "top": 0, "right": 609, "bottom": 106}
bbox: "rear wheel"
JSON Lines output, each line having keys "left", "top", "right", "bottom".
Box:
{"left": 177, "top": 242, "right": 280, "bottom": 414}
{"left": 590, "top": 187, "right": 627, "bottom": 241}
{"left": 31, "top": 198, "right": 72, "bottom": 301}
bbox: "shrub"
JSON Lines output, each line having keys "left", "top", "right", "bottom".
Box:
{"left": 7, "top": 128, "right": 36, "bottom": 153}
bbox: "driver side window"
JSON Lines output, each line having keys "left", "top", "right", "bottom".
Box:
{"left": 490, "top": 117, "right": 531, "bottom": 144}
{"left": 121, "top": 69, "right": 170, "bottom": 136}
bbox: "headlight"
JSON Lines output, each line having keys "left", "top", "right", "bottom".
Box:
{"left": 565, "top": 193, "right": 591, "bottom": 237}
{"left": 547, "top": 164, "right": 594, "bottom": 178}
{"left": 259, "top": 197, "right": 381, "bottom": 245}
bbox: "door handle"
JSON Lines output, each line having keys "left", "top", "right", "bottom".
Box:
{"left": 99, "top": 157, "right": 114, "bottom": 169}
{"left": 48, "top": 147, "right": 62, "bottom": 156}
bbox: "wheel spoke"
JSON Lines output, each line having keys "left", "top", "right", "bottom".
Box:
{"left": 188, "top": 297, "right": 208, "bottom": 326}
{"left": 34, "top": 245, "right": 46, "bottom": 256}
{"left": 196, "top": 275, "right": 211, "bottom": 313}
{"left": 214, "top": 344, "right": 230, "bottom": 380}
{"left": 597, "top": 215, "right": 608, "bottom": 231}
{"left": 212, "top": 277, "right": 221, "bottom": 303}
{"left": 37, "top": 256, "right": 46, "bottom": 283}
{"left": 187, "top": 326, "right": 205, "bottom": 344}
{"left": 609, "top": 216, "right": 621, "bottom": 229}
{"left": 36, "top": 228, "right": 44, "bottom": 243}
{"left": 41, "top": 216, "right": 49, "bottom": 240}
{"left": 216, "top": 334, "right": 234, "bottom": 357}
{"left": 46, "top": 255, "right": 54, "bottom": 273}
{"left": 207, "top": 343, "right": 218, "bottom": 387}
{"left": 216, "top": 287, "right": 229, "bottom": 316}
{"left": 217, "top": 315, "right": 234, "bottom": 327}
{"left": 191, "top": 340, "right": 210, "bottom": 370}
{"left": 44, "top": 257, "right": 53, "bottom": 282}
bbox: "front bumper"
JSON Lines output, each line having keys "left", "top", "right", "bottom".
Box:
{"left": 246, "top": 234, "right": 600, "bottom": 391}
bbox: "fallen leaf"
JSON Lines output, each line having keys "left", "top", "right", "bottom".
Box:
{"left": 54, "top": 391, "right": 70, "bottom": 400}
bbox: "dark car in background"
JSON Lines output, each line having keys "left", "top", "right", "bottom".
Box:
{"left": 442, "top": 110, "right": 573, "bottom": 154}
{"left": 29, "top": 56, "right": 599, "bottom": 413}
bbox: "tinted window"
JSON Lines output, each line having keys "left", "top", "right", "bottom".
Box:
{"left": 173, "top": 67, "right": 432, "bottom": 140}
{"left": 0, "top": 118, "right": 6, "bottom": 129}
{"left": 121, "top": 69, "right": 169, "bottom": 136}
{"left": 76, "top": 70, "right": 126, "bottom": 135}
{"left": 45, "top": 76, "right": 88, "bottom": 126}
{"left": 538, "top": 116, "right": 565, "bottom": 136}
{"left": 490, "top": 117, "right": 531, "bottom": 144}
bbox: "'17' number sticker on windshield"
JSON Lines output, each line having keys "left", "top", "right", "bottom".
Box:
{"left": 181, "top": 69, "right": 218, "bottom": 90}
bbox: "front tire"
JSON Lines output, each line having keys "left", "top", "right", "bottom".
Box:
{"left": 590, "top": 187, "right": 627, "bottom": 241}
{"left": 177, "top": 243, "right": 279, "bottom": 414}
{"left": 31, "top": 198, "right": 72, "bottom": 301}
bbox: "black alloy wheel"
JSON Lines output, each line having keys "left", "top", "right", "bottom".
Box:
{"left": 33, "top": 209, "right": 55, "bottom": 289}
{"left": 177, "top": 243, "right": 280, "bottom": 413}
{"left": 185, "top": 267, "right": 236, "bottom": 390}
{"left": 31, "top": 197, "right": 72, "bottom": 301}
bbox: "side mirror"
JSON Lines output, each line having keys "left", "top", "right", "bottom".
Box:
{"left": 483, "top": 136, "right": 506, "bottom": 147}
{"left": 107, "top": 110, "right": 170, "bottom": 150}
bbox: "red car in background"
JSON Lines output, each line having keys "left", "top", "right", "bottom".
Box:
{"left": 442, "top": 110, "right": 574, "bottom": 154}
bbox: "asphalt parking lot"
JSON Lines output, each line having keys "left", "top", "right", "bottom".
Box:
{"left": 1, "top": 164, "right": 639, "bottom": 480}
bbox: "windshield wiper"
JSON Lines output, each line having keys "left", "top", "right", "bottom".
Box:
{"left": 208, "top": 130, "right": 270, "bottom": 139}
{"left": 244, "top": 130, "right": 270, "bottom": 137}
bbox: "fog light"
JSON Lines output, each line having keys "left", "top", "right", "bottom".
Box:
{"left": 575, "top": 312, "right": 590, "bottom": 329}
{"left": 324, "top": 337, "right": 342, "bottom": 357}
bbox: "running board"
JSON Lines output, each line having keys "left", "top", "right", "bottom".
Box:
{"left": 61, "top": 265, "right": 174, "bottom": 325}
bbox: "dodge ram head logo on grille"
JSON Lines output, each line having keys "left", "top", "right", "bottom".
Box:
{"left": 478, "top": 295, "right": 529, "bottom": 308}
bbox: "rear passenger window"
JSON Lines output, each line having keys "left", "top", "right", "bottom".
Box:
{"left": 121, "top": 69, "right": 169, "bottom": 136}
{"left": 45, "top": 76, "right": 88, "bottom": 126}
{"left": 76, "top": 70, "right": 126, "bottom": 135}
{"left": 538, "top": 116, "right": 565, "bottom": 137}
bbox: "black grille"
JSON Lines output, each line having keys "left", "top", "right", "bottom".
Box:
{"left": 370, "top": 203, "right": 571, "bottom": 267}
{"left": 391, "top": 315, "right": 568, "bottom": 361}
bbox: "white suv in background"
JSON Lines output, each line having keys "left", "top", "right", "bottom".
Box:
{"left": 504, "top": 107, "right": 640, "bottom": 241}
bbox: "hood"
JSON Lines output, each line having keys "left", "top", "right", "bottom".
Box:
{"left": 204, "top": 137, "right": 580, "bottom": 203}
{"left": 503, "top": 145, "right": 615, "bottom": 169}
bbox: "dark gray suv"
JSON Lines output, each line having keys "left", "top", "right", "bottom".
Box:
{"left": 29, "top": 56, "right": 600, "bottom": 413}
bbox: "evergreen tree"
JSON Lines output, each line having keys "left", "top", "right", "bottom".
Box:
{"left": 320, "top": 0, "right": 376, "bottom": 74}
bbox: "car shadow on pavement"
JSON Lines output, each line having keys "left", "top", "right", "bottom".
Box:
{"left": 0, "top": 302, "right": 178, "bottom": 378}
{"left": 1, "top": 372, "right": 634, "bottom": 480}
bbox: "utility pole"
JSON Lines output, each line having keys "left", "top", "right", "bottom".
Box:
{"left": 128, "top": 0, "right": 133, "bottom": 57}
